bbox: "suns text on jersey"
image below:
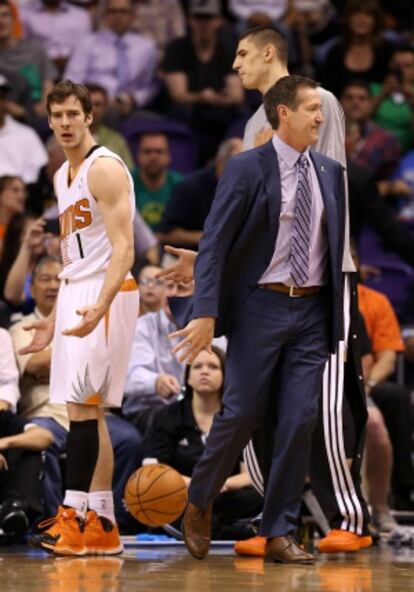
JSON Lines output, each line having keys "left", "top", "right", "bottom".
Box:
{"left": 59, "top": 198, "right": 92, "bottom": 240}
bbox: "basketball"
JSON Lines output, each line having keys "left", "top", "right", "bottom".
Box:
{"left": 124, "top": 464, "right": 188, "bottom": 527}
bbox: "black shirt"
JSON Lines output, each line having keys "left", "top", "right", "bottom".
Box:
{"left": 144, "top": 397, "right": 240, "bottom": 477}
{"left": 158, "top": 165, "right": 217, "bottom": 249}
{"left": 162, "top": 35, "right": 236, "bottom": 93}
{"left": 0, "top": 411, "right": 28, "bottom": 438}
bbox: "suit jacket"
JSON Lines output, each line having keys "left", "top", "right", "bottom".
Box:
{"left": 185, "top": 140, "right": 345, "bottom": 352}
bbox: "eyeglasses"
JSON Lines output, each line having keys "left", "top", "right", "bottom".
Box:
{"left": 139, "top": 278, "right": 165, "bottom": 287}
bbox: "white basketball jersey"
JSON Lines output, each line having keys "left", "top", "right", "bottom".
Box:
{"left": 55, "top": 146, "right": 135, "bottom": 280}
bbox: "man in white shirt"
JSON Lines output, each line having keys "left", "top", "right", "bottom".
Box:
{"left": 0, "top": 75, "right": 47, "bottom": 183}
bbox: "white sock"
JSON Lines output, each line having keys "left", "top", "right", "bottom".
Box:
{"left": 63, "top": 490, "right": 88, "bottom": 518}
{"left": 88, "top": 491, "right": 116, "bottom": 524}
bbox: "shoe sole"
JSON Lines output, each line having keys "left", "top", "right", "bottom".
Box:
{"left": 266, "top": 556, "right": 314, "bottom": 565}
{"left": 235, "top": 550, "right": 265, "bottom": 557}
{"left": 84, "top": 545, "right": 124, "bottom": 556}
{"left": 319, "top": 536, "right": 373, "bottom": 554}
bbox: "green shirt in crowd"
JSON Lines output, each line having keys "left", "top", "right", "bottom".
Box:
{"left": 132, "top": 169, "right": 184, "bottom": 230}
{"left": 371, "top": 83, "right": 414, "bottom": 153}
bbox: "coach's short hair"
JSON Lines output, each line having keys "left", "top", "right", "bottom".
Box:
{"left": 47, "top": 80, "right": 92, "bottom": 116}
{"left": 264, "top": 75, "right": 319, "bottom": 130}
{"left": 239, "top": 25, "right": 288, "bottom": 66}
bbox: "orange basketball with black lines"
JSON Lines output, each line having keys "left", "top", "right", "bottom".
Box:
{"left": 124, "top": 464, "right": 188, "bottom": 526}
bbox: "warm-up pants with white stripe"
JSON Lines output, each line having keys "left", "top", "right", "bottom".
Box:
{"left": 244, "top": 273, "right": 371, "bottom": 535}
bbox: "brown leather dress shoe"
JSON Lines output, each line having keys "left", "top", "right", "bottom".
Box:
{"left": 181, "top": 502, "right": 212, "bottom": 560}
{"left": 265, "top": 535, "right": 315, "bottom": 564}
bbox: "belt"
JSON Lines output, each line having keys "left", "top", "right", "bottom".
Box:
{"left": 259, "top": 283, "right": 322, "bottom": 297}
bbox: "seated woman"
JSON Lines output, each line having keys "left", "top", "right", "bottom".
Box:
{"left": 143, "top": 346, "right": 263, "bottom": 540}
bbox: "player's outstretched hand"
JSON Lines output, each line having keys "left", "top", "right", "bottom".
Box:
{"left": 62, "top": 303, "right": 105, "bottom": 338}
{"left": 19, "top": 318, "right": 55, "bottom": 354}
{"left": 156, "top": 246, "right": 197, "bottom": 284}
{"left": 170, "top": 317, "right": 215, "bottom": 364}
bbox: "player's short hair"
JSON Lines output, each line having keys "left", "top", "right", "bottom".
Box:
{"left": 264, "top": 75, "right": 319, "bottom": 130}
{"left": 47, "top": 80, "right": 92, "bottom": 116}
{"left": 239, "top": 25, "right": 288, "bottom": 66}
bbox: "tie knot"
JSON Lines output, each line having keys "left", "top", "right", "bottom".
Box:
{"left": 297, "top": 154, "right": 309, "bottom": 170}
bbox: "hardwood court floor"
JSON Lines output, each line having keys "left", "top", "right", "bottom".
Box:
{"left": 0, "top": 543, "right": 413, "bottom": 591}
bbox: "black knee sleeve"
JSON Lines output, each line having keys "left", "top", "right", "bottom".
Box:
{"left": 65, "top": 419, "right": 99, "bottom": 492}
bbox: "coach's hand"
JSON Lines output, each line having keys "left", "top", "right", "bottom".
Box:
{"left": 19, "top": 318, "right": 55, "bottom": 354}
{"left": 62, "top": 303, "right": 106, "bottom": 338}
{"left": 170, "top": 317, "right": 215, "bottom": 364}
{"left": 156, "top": 246, "right": 197, "bottom": 284}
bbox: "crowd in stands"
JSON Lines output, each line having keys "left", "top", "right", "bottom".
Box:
{"left": 0, "top": 0, "right": 414, "bottom": 543}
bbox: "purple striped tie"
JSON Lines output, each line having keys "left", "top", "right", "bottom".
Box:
{"left": 289, "top": 154, "right": 312, "bottom": 286}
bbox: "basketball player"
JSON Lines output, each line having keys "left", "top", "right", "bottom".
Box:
{"left": 21, "top": 80, "right": 139, "bottom": 556}
{"left": 160, "top": 26, "right": 372, "bottom": 555}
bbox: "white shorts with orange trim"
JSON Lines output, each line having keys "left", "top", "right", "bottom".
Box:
{"left": 50, "top": 273, "right": 139, "bottom": 407}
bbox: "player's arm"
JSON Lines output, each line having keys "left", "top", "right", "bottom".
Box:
{"left": 63, "top": 157, "right": 134, "bottom": 338}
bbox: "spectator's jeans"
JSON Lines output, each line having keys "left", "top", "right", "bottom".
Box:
{"left": 32, "top": 414, "right": 143, "bottom": 527}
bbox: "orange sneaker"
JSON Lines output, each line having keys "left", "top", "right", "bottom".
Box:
{"left": 30, "top": 506, "right": 86, "bottom": 556}
{"left": 318, "top": 529, "right": 373, "bottom": 553}
{"left": 84, "top": 511, "right": 123, "bottom": 555}
{"left": 234, "top": 535, "right": 266, "bottom": 557}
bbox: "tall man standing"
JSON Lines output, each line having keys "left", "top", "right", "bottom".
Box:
{"left": 172, "top": 76, "right": 345, "bottom": 564}
{"left": 160, "top": 25, "right": 371, "bottom": 554}
{"left": 21, "top": 80, "right": 139, "bottom": 556}
{"left": 233, "top": 26, "right": 371, "bottom": 554}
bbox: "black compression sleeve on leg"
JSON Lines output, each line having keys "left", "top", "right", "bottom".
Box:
{"left": 65, "top": 419, "right": 99, "bottom": 492}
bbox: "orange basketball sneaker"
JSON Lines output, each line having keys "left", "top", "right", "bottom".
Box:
{"left": 30, "top": 506, "right": 86, "bottom": 555}
{"left": 234, "top": 535, "right": 266, "bottom": 557}
{"left": 318, "top": 529, "right": 373, "bottom": 553}
{"left": 84, "top": 510, "right": 124, "bottom": 555}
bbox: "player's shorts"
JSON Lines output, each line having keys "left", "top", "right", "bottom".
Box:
{"left": 50, "top": 273, "right": 139, "bottom": 407}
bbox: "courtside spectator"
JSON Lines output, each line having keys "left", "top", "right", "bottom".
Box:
{"left": 162, "top": 0, "right": 244, "bottom": 162}
{"left": 0, "top": 0, "right": 58, "bottom": 115}
{"left": 123, "top": 270, "right": 184, "bottom": 433}
{"left": 133, "top": 133, "right": 183, "bottom": 230}
{"left": 131, "top": 0, "right": 185, "bottom": 55}
{"left": 317, "top": 0, "right": 395, "bottom": 98}
{"left": 86, "top": 83, "right": 134, "bottom": 171}
{"left": 20, "top": 0, "right": 92, "bottom": 74}
{"left": 0, "top": 327, "right": 53, "bottom": 541}
{"left": 0, "top": 176, "right": 26, "bottom": 260}
{"left": 143, "top": 347, "right": 262, "bottom": 540}
{"left": 341, "top": 80, "right": 400, "bottom": 182}
{"left": 65, "top": 0, "right": 158, "bottom": 115}
{"left": 371, "top": 47, "right": 414, "bottom": 152}
{"left": 137, "top": 264, "right": 167, "bottom": 315}
{"left": 158, "top": 138, "right": 242, "bottom": 249}
{"left": 0, "top": 74, "right": 47, "bottom": 183}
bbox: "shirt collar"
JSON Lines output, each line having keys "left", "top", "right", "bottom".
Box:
{"left": 272, "top": 133, "right": 311, "bottom": 170}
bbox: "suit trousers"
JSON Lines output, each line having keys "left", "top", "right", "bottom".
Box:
{"left": 189, "top": 287, "right": 330, "bottom": 537}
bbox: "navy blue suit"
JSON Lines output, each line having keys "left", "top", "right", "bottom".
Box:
{"left": 187, "top": 140, "right": 346, "bottom": 537}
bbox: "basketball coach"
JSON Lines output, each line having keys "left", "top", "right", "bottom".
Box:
{"left": 171, "top": 75, "right": 346, "bottom": 564}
